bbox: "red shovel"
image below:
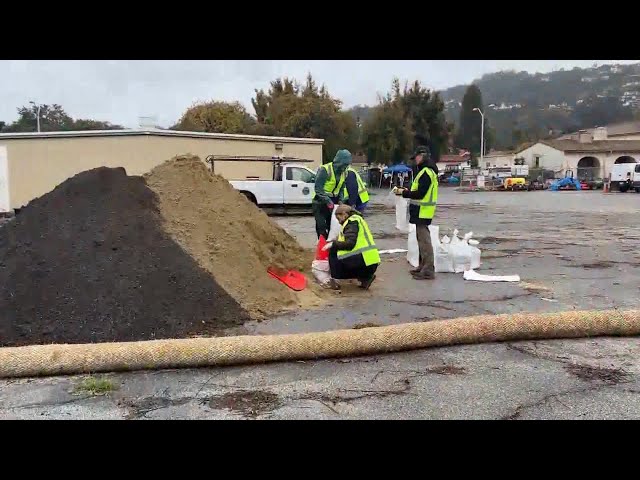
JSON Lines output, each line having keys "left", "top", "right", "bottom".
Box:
{"left": 267, "top": 267, "right": 307, "bottom": 291}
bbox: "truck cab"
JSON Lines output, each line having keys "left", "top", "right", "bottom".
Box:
{"left": 229, "top": 162, "right": 317, "bottom": 212}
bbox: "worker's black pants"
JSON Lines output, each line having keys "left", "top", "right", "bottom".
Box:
{"left": 416, "top": 224, "right": 435, "bottom": 275}
{"left": 312, "top": 199, "right": 332, "bottom": 239}
{"left": 329, "top": 250, "right": 378, "bottom": 281}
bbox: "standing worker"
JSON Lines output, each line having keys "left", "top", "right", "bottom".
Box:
{"left": 312, "top": 149, "right": 352, "bottom": 239}
{"left": 322, "top": 205, "right": 380, "bottom": 290}
{"left": 396, "top": 146, "right": 439, "bottom": 280}
{"left": 341, "top": 165, "right": 370, "bottom": 214}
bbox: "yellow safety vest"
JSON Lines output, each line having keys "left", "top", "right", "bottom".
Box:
{"left": 342, "top": 167, "right": 370, "bottom": 204}
{"left": 336, "top": 215, "right": 381, "bottom": 267}
{"left": 312, "top": 162, "right": 346, "bottom": 200}
{"left": 410, "top": 167, "right": 438, "bottom": 219}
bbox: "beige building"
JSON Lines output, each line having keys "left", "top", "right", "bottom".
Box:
{"left": 482, "top": 151, "right": 516, "bottom": 168}
{"left": 0, "top": 129, "right": 324, "bottom": 212}
{"left": 516, "top": 137, "right": 640, "bottom": 180}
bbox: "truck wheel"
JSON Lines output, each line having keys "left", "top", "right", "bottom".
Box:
{"left": 636, "top": 187, "right": 640, "bottom": 193}
{"left": 240, "top": 191, "right": 257, "bottom": 204}
{"left": 620, "top": 184, "right": 629, "bottom": 193}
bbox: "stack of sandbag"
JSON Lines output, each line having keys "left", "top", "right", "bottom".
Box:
{"left": 446, "top": 230, "right": 482, "bottom": 273}
{"left": 395, "top": 193, "right": 482, "bottom": 273}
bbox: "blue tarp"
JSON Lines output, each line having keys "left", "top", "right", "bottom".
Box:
{"left": 549, "top": 177, "right": 581, "bottom": 191}
{"left": 382, "top": 164, "right": 412, "bottom": 174}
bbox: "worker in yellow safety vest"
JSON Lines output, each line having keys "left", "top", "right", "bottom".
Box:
{"left": 312, "top": 149, "right": 352, "bottom": 239}
{"left": 341, "top": 166, "right": 370, "bottom": 214}
{"left": 396, "top": 146, "right": 439, "bottom": 280}
{"left": 321, "top": 205, "right": 380, "bottom": 290}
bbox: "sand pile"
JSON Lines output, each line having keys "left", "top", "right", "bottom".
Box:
{"left": 0, "top": 167, "right": 251, "bottom": 347}
{"left": 144, "top": 155, "right": 322, "bottom": 318}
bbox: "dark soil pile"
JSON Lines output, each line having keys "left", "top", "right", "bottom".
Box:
{"left": 0, "top": 167, "right": 251, "bottom": 347}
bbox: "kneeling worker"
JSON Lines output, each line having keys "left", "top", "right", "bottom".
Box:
{"left": 323, "top": 205, "right": 380, "bottom": 290}
{"left": 341, "top": 165, "right": 370, "bottom": 214}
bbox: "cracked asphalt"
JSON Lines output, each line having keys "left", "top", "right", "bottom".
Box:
{"left": 1, "top": 188, "right": 639, "bottom": 419}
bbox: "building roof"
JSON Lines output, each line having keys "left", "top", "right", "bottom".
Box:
{"left": 517, "top": 139, "right": 640, "bottom": 153}
{"left": 0, "top": 128, "right": 324, "bottom": 144}
{"left": 607, "top": 120, "right": 640, "bottom": 136}
{"left": 438, "top": 154, "right": 468, "bottom": 164}
{"left": 557, "top": 120, "right": 640, "bottom": 139}
{"left": 484, "top": 150, "right": 514, "bottom": 158}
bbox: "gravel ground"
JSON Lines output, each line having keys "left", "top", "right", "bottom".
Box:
{"left": 1, "top": 187, "right": 639, "bottom": 419}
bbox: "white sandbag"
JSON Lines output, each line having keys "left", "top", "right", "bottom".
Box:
{"left": 463, "top": 269, "right": 520, "bottom": 282}
{"left": 395, "top": 195, "right": 410, "bottom": 233}
{"left": 407, "top": 224, "right": 419, "bottom": 267}
{"left": 449, "top": 230, "right": 472, "bottom": 273}
{"left": 430, "top": 225, "right": 440, "bottom": 250}
{"left": 450, "top": 244, "right": 472, "bottom": 273}
{"left": 435, "top": 246, "right": 454, "bottom": 273}
{"left": 311, "top": 260, "right": 331, "bottom": 285}
{"left": 327, "top": 208, "right": 341, "bottom": 242}
{"left": 408, "top": 224, "right": 449, "bottom": 271}
{"left": 468, "top": 238, "right": 482, "bottom": 270}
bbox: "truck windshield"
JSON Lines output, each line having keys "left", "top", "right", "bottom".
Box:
{"left": 286, "top": 167, "right": 315, "bottom": 183}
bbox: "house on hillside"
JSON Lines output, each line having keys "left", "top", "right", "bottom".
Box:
{"left": 516, "top": 131, "right": 640, "bottom": 181}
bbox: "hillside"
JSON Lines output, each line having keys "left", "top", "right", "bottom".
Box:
{"left": 349, "top": 62, "right": 640, "bottom": 151}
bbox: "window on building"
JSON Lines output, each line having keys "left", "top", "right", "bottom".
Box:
{"left": 535, "top": 156, "right": 540, "bottom": 168}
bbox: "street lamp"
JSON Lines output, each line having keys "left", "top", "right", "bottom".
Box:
{"left": 29, "top": 101, "right": 41, "bottom": 132}
{"left": 473, "top": 107, "right": 484, "bottom": 167}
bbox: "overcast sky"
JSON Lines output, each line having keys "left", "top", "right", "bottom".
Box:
{"left": 1, "top": 60, "right": 637, "bottom": 128}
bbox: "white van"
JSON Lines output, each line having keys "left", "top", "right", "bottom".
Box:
{"left": 632, "top": 164, "right": 640, "bottom": 193}
{"left": 610, "top": 163, "right": 638, "bottom": 192}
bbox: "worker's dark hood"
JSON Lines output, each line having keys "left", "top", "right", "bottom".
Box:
{"left": 332, "top": 149, "right": 352, "bottom": 173}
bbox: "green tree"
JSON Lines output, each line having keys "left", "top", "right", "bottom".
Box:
{"left": 2, "top": 103, "right": 73, "bottom": 132}
{"left": 172, "top": 101, "right": 255, "bottom": 134}
{"left": 454, "top": 85, "right": 491, "bottom": 158}
{"left": 574, "top": 95, "right": 634, "bottom": 127}
{"left": 362, "top": 78, "right": 450, "bottom": 165}
{"left": 71, "top": 119, "right": 123, "bottom": 130}
{"left": 362, "top": 92, "right": 412, "bottom": 165}
{"left": 251, "top": 74, "right": 357, "bottom": 163}
{"left": 399, "top": 79, "right": 451, "bottom": 161}
{"left": 1, "top": 104, "right": 123, "bottom": 133}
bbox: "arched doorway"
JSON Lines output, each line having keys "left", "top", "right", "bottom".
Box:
{"left": 577, "top": 156, "right": 600, "bottom": 181}
{"left": 614, "top": 156, "right": 637, "bottom": 164}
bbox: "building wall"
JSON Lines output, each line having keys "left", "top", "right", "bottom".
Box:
{"left": 2, "top": 134, "right": 323, "bottom": 210}
{"left": 482, "top": 153, "right": 514, "bottom": 168}
{"left": 517, "top": 143, "right": 566, "bottom": 173}
{"left": 564, "top": 152, "right": 639, "bottom": 180}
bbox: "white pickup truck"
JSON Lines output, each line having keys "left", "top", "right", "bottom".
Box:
{"left": 205, "top": 156, "right": 318, "bottom": 213}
